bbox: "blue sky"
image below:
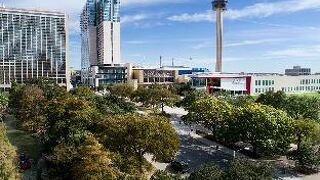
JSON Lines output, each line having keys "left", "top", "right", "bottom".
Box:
{"left": 3, "top": 0, "right": 320, "bottom": 73}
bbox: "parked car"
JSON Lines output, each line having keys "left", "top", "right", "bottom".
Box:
{"left": 170, "top": 161, "right": 190, "bottom": 173}
{"left": 19, "top": 153, "right": 32, "bottom": 170}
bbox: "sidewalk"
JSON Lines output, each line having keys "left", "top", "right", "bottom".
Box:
{"left": 164, "top": 106, "right": 236, "bottom": 157}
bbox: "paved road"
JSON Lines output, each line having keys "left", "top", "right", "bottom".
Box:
{"left": 147, "top": 107, "right": 233, "bottom": 174}
{"left": 4, "top": 115, "right": 41, "bottom": 180}
{"left": 148, "top": 107, "right": 320, "bottom": 179}
{"left": 171, "top": 113, "right": 232, "bottom": 171}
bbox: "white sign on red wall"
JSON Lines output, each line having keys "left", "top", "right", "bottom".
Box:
{"left": 220, "top": 78, "right": 247, "bottom": 91}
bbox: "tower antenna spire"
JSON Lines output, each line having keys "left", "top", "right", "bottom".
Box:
{"left": 212, "top": 0, "right": 228, "bottom": 72}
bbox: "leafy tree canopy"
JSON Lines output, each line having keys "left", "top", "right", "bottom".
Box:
{"left": 109, "top": 83, "right": 135, "bottom": 99}
{"left": 97, "top": 114, "right": 180, "bottom": 173}
{"left": 226, "top": 158, "right": 274, "bottom": 180}
{"left": 256, "top": 91, "right": 320, "bottom": 121}
{"left": 151, "top": 170, "right": 182, "bottom": 180}
{"left": 189, "top": 163, "right": 224, "bottom": 180}
{"left": 0, "top": 123, "right": 20, "bottom": 180}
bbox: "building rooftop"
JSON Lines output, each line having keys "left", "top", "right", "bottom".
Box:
{"left": 190, "top": 71, "right": 320, "bottom": 78}
{"left": 132, "top": 64, "right": 190, "bottom": 69}
{"left": 0, "top": 6, "right": 65, "bottom": 16}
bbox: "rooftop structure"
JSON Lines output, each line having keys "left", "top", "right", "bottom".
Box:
{"left": 0, "top": 6, "right": 65, "bottom": 15}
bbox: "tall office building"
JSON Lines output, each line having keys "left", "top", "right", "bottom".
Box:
{"left": 81, "top": 0, "right": 125, "bottom": 87}
{"left": 0, "top": 6, "right": 69, "bottom": 90}
{"left": 285, "top": 66, "right": 311, "bottom": 76}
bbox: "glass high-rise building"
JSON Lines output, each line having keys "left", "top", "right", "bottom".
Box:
{"left": 81, "top": 0, "right": 123, "bottom": 87}
{"left": 0, "top": 7, "right": 69, "bottom": 90}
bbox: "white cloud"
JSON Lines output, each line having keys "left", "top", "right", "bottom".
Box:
{"left": 191, "top": 41, "right": 212, "bottom": 50}
{"left": 2, "top": 0, "right": 185, "bottom": 33}
{"left": 168, "top": 0, "right": 320, "bottom": 22}
{"left": 227, "top": 0, "right": 320, "bottom": 19}
{"left": 225, "top": 38, "right": 286, "bottom": 48}
{"left": 122, "top": 0, "right": 190, "bottom": 6}
{"left": 3, "top": 0, "right": 189, "bottom": 11}
{"left": 168, "top": 10, "right": 214, "bottom": 22}
{"left": 125, "top": 40, "right": 150, "bottom": 45}
{"left": 122, "top": 14, "right": 148, "bottom": 24}
{"left": 190, "top": 38, "right": 286, "bottom": 50}
{"left": 265, "top": 45, "right": 320, "bottom": 58}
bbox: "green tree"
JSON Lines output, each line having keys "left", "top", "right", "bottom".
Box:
{"left": 151, "top": 170, "right": 182, "bottom": 180}
{"left": 26, "top": 78, "right": 68, "bottom": 100}
{"left": 189, "top": 163, "right": 224, "bottom": 180}
{"left": 71, "top": 85, "right": 96, "bottom": 100}
{"left": 236, "top": 103, "right": 295, "bottom": 155}
{"left": 50, "top": 135, "right": 121, "bottom": 180}
{"left": 226, "top": 158, "right": 274, "bottom": 180}
{"left": 256, "top": 91, "right": 287, "bottom": 109}
{"left": 134, "top": 85, "right": 179, "bottom": 113}
{"left": 177, "top": 90, "right": 207, "bottom": 109}
{"left": 97, "top": 114, "right": 180, "bottom": 173}
{"left": 110, "top": 83, "right": 135, "bottom": 99}
{"left": 173, "top": 83, "right": 193, "bottom": 96}
{"left": 133, "top": 86, "right": 151, "bottom": 106}
{"left": 0, "top": 123, "right": 20, "bottom": 180}
{"left": 41, "top": 95, "right": 97, "bottom": 149}
{"left": 183, "top": 97, "right": 234, "bottom": 141}
{"left": 154, "top": 85, "right": 179, "bottom": 113}
{"left": 285, "top": 96, "right": 320, "bottom": 121}
{"left": 20, "top": 84, "right": 46, "bottom": 132}
{"left": 71, "top": 136, "right": 121, "bottom": 180}
{"left": 0, "top": 93, "right": 8, "bottom": 119}
{"left": 289, "top": 144, "right": 320, "bottom": 172}
{"left": 8, "top": 82, "right": 24, "bottom": 118}
{"left": 221, "top": 95, "right": 255, "bottom": 107}
{"left": 72, "top": 85, "right": 135, "bottom": 115}
{"left": 289, "top": 120, "right": 320, "bottom": 172}
{"left": 93, "top": 95, "right": 136, "bottom": 115}
{"left": 256, "top": 91, "right": 320, "bottom": 121}
{"left": 294, "top": 119, "right": 320, "bottom": 151}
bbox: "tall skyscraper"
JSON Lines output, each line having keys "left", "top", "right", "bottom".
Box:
{"left": 0, "top": 7, "right": 69, "bottom": 90}
{"left": 81, "top": 0, "right": 123, "bottom": 86}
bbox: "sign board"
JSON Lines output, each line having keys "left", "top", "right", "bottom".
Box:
{"left": 220, "top": 77, "right": 247, "bottom": 91}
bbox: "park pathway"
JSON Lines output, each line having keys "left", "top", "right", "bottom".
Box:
{"left": 164, "top": 106, "right": 320, "bottom": 180}
{"left": 4, "top": 114, "right": 41, "bottom": 180}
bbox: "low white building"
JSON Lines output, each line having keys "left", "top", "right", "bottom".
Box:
{"left": 191, "top": 72, "right": 320, "bottom": 96}
{"left": 251, "top": 74, "right": 320, "bottom": 96}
